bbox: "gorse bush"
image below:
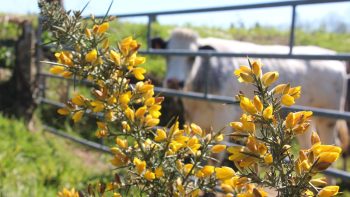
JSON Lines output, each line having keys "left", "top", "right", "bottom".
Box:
{"left": 39, "top": 1, "right": 342, "bottom": 196}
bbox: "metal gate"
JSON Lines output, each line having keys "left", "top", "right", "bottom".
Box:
{"left": 36, "top": 0, "right": 350, "bottom": 181}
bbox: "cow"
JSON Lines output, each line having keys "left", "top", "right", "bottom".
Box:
{"left": 152, "top": 28, "right": 349, "bottom": 153}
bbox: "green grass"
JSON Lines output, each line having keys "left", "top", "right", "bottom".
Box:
{"left": 0, "top": 114, "right": 110, "bottom": 197}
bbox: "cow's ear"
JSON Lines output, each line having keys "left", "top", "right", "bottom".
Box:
{"left": 198, "top": 45, "right": 215, "bottom": 51}
{"left": 151, "top": 37, "right": 167, "bottom": 49}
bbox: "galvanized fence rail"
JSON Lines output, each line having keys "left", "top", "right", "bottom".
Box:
{"left": 37, "top": 0, "right": 350, "bottom": 181}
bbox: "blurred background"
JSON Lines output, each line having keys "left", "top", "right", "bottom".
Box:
{"left": 0, "top": 0, "right": 349, "bottom": 196}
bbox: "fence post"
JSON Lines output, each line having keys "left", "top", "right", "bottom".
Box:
{"left": 288, "top": 5, "right": 296, "bottom": 55}
{"left": 0, "top": 20, "right": 37, "bottom": 124}
{"left": 146, "top": 15, "right": 154, "bottom": 51}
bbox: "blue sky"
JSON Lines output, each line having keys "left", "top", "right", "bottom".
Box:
{"left": 1, "top": 0, "right": 350, "bottom": 28}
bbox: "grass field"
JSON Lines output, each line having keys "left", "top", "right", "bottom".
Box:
{"left": 0, "top": 114, "right": 111, "bottom": 196}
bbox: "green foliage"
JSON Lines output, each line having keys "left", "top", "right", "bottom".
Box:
{"left": 0, "top": 115, "right": 108, "bottom": 196}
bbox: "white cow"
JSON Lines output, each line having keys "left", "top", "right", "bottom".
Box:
{"left": 152, "top": 28, "right": 348, "bottom": 149}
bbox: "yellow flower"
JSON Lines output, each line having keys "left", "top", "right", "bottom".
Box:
{"left": 240, "top": 114, "right": 256, "bottom": 133}
{"left": 253, "top": 95, "right": 263, "bottom": 112}
{"left": 113, "top": 193, "right": 122, "bottom": 197}
{"left": 110, "top": 50, "right": 121, "bottom": 66}
{"left": 221, "top": 183, "right": 234, "bottom": 193}
{"left": 154, "top": 129, "right": 167, "bottom": 142}
{"left": 215, "top": 134, "right": 224, "bottom": 142}
{"left": 310, "top": 177, "right": 327, "bottom": 187}
{"left": 133, "top": 157, "right": 146, "bottom": 174}
{"left": 105, "top": 110, "right": 116, "bottom": 121}
{"left": 317, "top": 152, "right": 340, "bottom": 164}
{"left": 135, "top": 106, "right": 147, "bottom": 119}
{"left": 50, "top": 66, "right": 65, "bottom": 74}
{"left": 110, "top": 150, "right": 128, "bottom": 167}
{"left": 284, "top": 111, "right": 313, "bottom": 133}
{"left": 85, "top": 49, "right": 97, "bottom": 63}
{"left": 121, "top": 121, "right": 130, "bottom": 132}
{"left": 251, "top": 59, "right": 262, "bottom": 77}
{"left": 71, "top": 94, "right": 85, "bottom": 106}
{"left": 262, "top": 71, "right": 279, "bottom": 87}
{"left": 72, "top": 110, "right": 84, "bottom": 123}
{"left": 281, "top": 94, "right": 295, "bottom": 106}
{"left": 176, "top": 160, "right": 183, "bottom": 170}
{"left": 144, "top": 115, "right": 160, "bottom": 127}
{"left": 246, "top": 136, "right": 258, "bottom": 152}
{"left": 97, "top": 22, "right": 109, "bottom": 34}
{"left": 234, "top": 66, "right": 254, "bottom": 83}
{"left": 107, "top": 95, "right": 117, "bottom": 105}
{"left": 190, "top": 123, "right": 203, "bottom": 136}
{"left": 61, "top": 71, "right": 72, "bottom": 78}
{"left": 258, "top": 143, "right": 268, "bottom": 155}
{"left": 289, "top": 86, "right": 301, "bottom": 99}
{"left": 169, "top": 141, "right": 183, "bottom": 154}
{"left": 57, "top": 108, "right": 70, "bottom": 115}
{"left": 262, "top": 105, "right": 273, "bottom": 120}
{"left": 149, "top": 104, "right": 161, "bottom": 118}
{"left": 90, "top": 100, "right": 104, "bottom": 112}
{"left": 144, "top": 170, "right": 156, "bottom": 181}
{"left": 135, "top": 56, "right": 146, "bottom": 66}
{"left": 55, "top": 51, "right": 73, "bottom": 66}
{"left": 136, "top": 81, "right": 154, "bottom": 93}
{"left": 120, "top": 36, "right": 138, "bottom": 56}
{"left": 311, "top": 144, "right": 342, "bottom": 157}
{"left": 300, "top": 160, "right": 311, "bottom": 172}
{"left": 119, "top": 91, "right": 132, "bottom": 107}
{"left": 195, "top": 170, "right": 204, "bottom": 179}
{"left": 273, "top": 83, "right": 290, "bottom": 94}
{"left": 85, "top": 28, "right": 92, "bottom": 39}
{"left": 211, "top": 144, "right": 227, "bottom": 153}
{"left": 102, "top": 38, "right": 109, "bottom": 49}
{"left": 201, "top": 165, "right": 215, "bottom": 177}
{"left": 95, "top": 129, "right": 108, "bottom": 138}
{"left": 184, "top": 164, "right": 193, "bottom": 175}
{"left": 155, "top": 167, "right": 164, "bottom": 178}
{"left": 116, "top": 138, "right": 128, "bottom": 149}
{"left": 264, "top": 154, "right": 273, "bottom": 164}
{"left": 240, "top": 96, "right": 257, "bottom": 115}
{"left": 124, "top": 107, "right": 135, "bottom": 121}
{"left": 311, "top": 131, "right": 321, "bottom": 145}
{"left": 230, "top": 121, "right": 243, "bottom": 131}
{"left": 317, "top": 186, "right": 339, "bottom": 197}
{"left": 58, "top": 188, "right": 79, "bottom": 197}
{"left": 187, "top": 136, "right": 201, "bottom": 154}
{"left": 227, "top": 146, "right": 245, "bottom": 161}
{"left": 190, "top": 189, "right": 200, "bottom": 197}
{"left": 132, "top": 67, "right": 146, "bottom": 80}
{"left": 215, "top": 166, "right": 235, "bottom": 180}
{"left": 145, "top": 97, "right": 155, "bottom": 106}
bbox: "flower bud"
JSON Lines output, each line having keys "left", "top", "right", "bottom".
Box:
{"left": 262, "top": 71, "right": 279, "bottom": 86}
{"left": 311, "top": 131, "right": 321, "bottom": 145}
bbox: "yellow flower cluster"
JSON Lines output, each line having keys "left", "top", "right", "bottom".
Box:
{"left": 42, "top": 3, "right": 342, "bottom": 196}
{"left": 296, "top": 132, "right": 341, "bottom": 174}
{"left": 227, "top": 59, "right": 342, "bottom": 196}
{"left": 57, "top": 188, "right": 79, "bottom": 197}
{"left": 49, "top": 18, "right": 228, "bottom": 196}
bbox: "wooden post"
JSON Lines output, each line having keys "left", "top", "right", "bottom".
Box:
{"left": 0, "top": 20, "right": 37, "bottom": 124}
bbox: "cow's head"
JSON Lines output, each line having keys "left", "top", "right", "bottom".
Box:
{"left": 151, "top": 28, "right": 200, "bottom": 89}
